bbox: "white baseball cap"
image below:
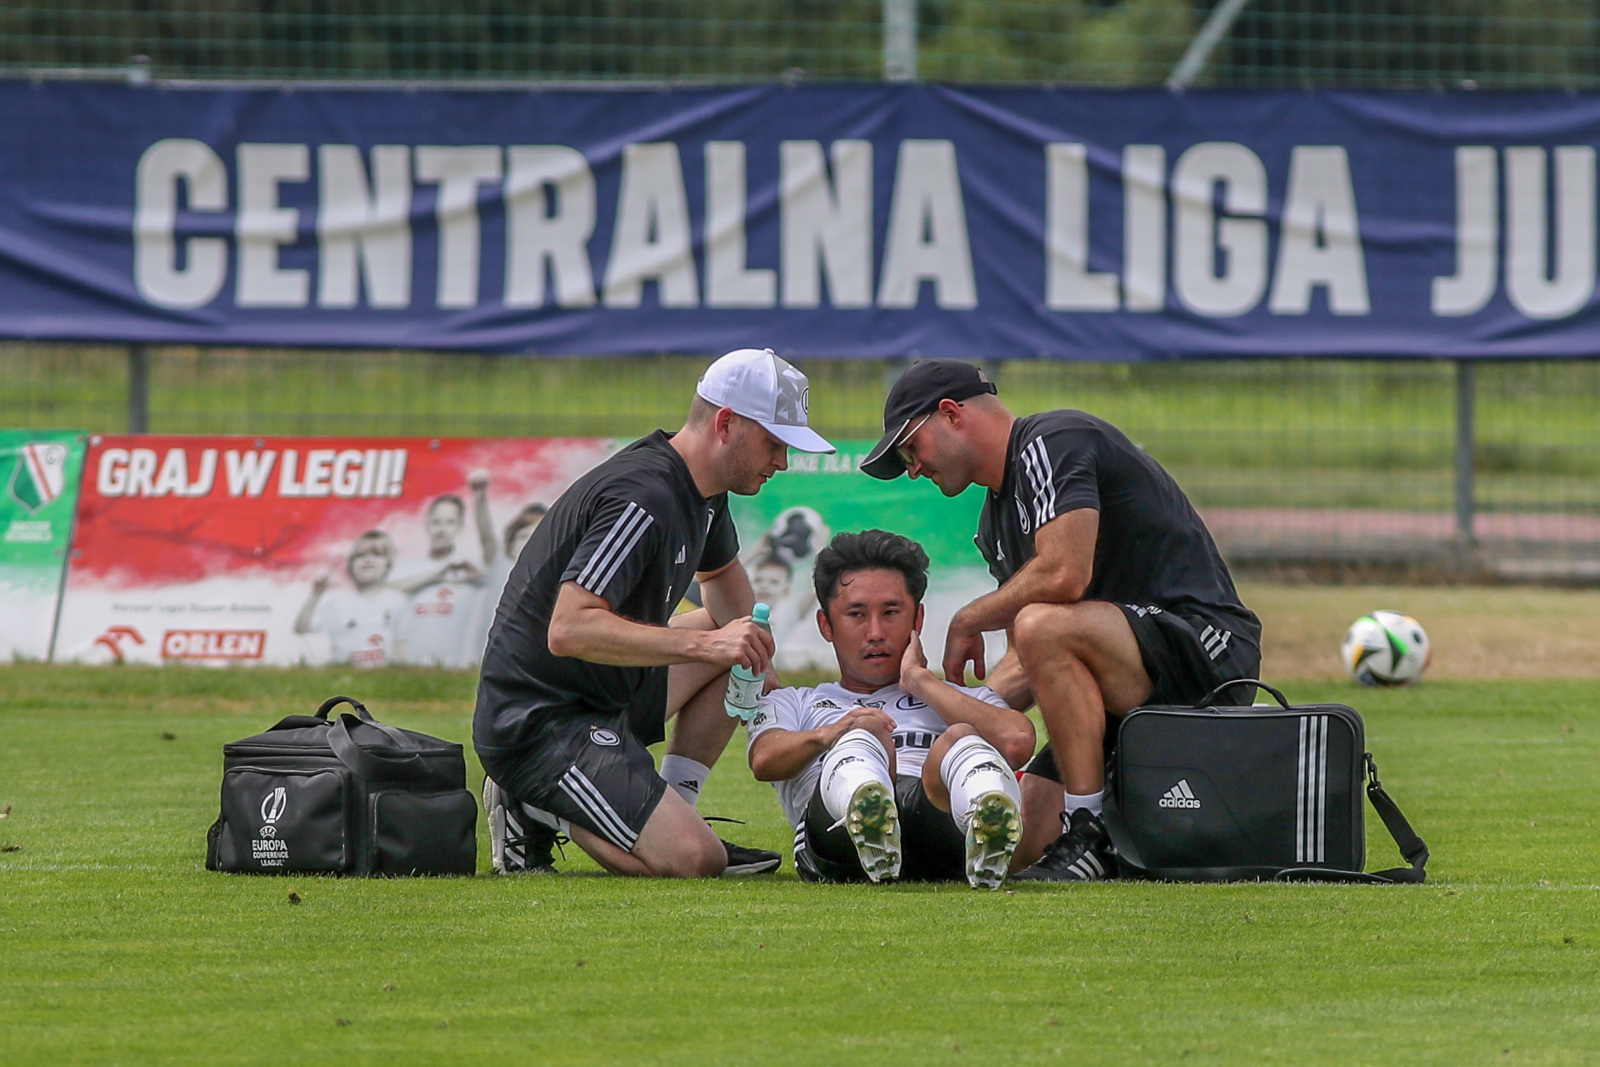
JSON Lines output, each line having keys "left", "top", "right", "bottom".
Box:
{"left": 696, "top": 348, "right": 835, "bottom": 454}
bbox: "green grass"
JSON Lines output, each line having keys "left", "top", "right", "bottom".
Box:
{"left": 2, "top": 664, "right": 1597, "bottom": 1064}
{"left": 5, "top": 345, "right": 1599, "bottom": 512}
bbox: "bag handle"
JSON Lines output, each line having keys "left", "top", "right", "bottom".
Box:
{"left": 327, "top": 711, "right": 430, "bottom": 781}
{"left": 1193, "top": 678, "right": 1290, "bottom": 709}
{"left": 317, "top": 695, "right": 373, "bottom": 722}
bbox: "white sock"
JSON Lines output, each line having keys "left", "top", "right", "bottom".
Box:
{"left": 941, "top": 734, "right": 1021, "bottom": 831}
{"left": 819, "top": 729, "right": 893, "bottom": 823}
{"left": 1063, "top": 789, "right": 1104, "bottom": 817}
{"left": 660, "top": 755, "right": 711, "bottom": 808}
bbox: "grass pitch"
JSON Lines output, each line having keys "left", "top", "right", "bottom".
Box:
{"left": 2, "top": 664, "right": 1597, "bottom": 1065}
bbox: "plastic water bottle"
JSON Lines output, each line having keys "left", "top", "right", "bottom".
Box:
{"left": 723, "top": 602, "right": 772, "bottom": 721}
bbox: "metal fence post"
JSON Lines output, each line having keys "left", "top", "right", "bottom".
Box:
{"left": 1455, "top": 359, "right": 1475, "bottom": 544}
{"left": 128, "top": 343, "right": 149, "bottom": 433}
{"left": 884, "top": 0, "right": 916, "bottom": 82}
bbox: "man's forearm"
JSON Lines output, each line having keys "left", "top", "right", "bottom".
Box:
{"left": 957, "top": 556, "right": 1078, "bottom": 633}
{"left": 748, "top": 728, "right": 836, "bottom": 781}
{"left": 547, "top": 605, "right": 709, "bottom": 667}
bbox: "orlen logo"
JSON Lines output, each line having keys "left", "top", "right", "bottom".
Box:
{"left": 260, "top": 787, "right": 288, "bottom": 825}
{"left": 161, "top": 630, "right": 266, "bottom": 660}
{"left": 93, "top": 625, "right": 145, "bottom": 662}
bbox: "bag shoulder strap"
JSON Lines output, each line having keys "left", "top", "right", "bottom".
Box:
{"left": 327, "top": 712, "right": 429, "bottom": 781}
{"left": 1357, "top": 753, "right": 1429, "bottom": 883}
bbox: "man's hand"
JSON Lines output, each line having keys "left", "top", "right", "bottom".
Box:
{"left": 467, "top": 469, "right": 490, "bottom": 493}
{"left": 899, "top": 630, "right": 938, "bottom": 699}
{"left": 825, "top": 706, "right": 897, "bottom": 762}
{"left": 311, "top": 572, "right": 331, "bottom": 595}
{"left": 942, "top": 609, "right": 988, "bottom": 684}
{"left": 697, "top": 614, "right": 776, "bottom": 674}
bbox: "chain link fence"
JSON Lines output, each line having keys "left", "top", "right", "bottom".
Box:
{"left": 4, "top": 2, "right": 1600, "bottom": 578}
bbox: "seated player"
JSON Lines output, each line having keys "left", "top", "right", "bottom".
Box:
{"left": 747, "top": 530, "right": 1035, "bottom": 888}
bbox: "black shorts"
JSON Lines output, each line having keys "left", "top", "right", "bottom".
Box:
{"left": 794, "top": 775, "right": 965, "bottom": 884}
{"left": 1023, "top": 605, "right": 1260, "bottom": 783}
{"left": 478, "top": 714, "right": 667, "bottom": 855}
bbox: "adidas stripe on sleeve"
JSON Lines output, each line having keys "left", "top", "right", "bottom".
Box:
{"left": 561, "top": 498, "right": 662, "bottom": 606}
{"left": 1021, "top": 427, "right": 1103, "bottom": 527}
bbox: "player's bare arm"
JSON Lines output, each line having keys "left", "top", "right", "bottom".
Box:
{"left": 547, "top": 580, "right": 774, "bottom": 672}
{"left": 899, "top": 631, "right": 1035, "bottom": 768}
{"left": 943, "top": 507, "right": 1099, "bottom": 682}
{"left": 748, "top": 705, "right": 897, "bottom": 782}
{"left": 695, "top": 555, "right": 757, "bottom": 628}
{"left": 468, "top": 469, "right": 496, "bottom": 566}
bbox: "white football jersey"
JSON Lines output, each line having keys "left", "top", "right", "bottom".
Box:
{"left": 392, "top": 548, "right": 484, "bottom": 667}
{"left": 747, "top": 679, "right": 1010, "bottom": 828}
{"left": 312, "top": 587, "right": 408, "bottom": 667}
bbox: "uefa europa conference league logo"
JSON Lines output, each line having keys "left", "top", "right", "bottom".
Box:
{"left": 253, "top": 786, "right": 290, "bottom": 867}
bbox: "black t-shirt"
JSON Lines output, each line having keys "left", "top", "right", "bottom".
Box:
{"left": 474, "top": 431, "right": 740, "bottom": 754}
{"left": 975, "top": 410, "right": 1260, "bottom": 650}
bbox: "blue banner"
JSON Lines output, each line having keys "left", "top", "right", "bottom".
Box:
{"left": 4, "top": 81, "right": 1600, "bottom": 358}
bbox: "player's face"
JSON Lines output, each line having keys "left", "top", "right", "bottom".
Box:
{"left": 749, "top": 563, "right": 791, "bottom": 602}
{"left": 508, "top": 523, "right": 537, "bottom": 561}
{"left": 900, "top": 407, "right": 973, "bottom": 497}
{"left": 348, "top": 542, "right": 392, "bottom": 588}
{"left": 426, "top": 502, "right": 464, "bottom": 550}
{"left": 818, "top": 567, "right": 924, "bottom": 692}
{"left": 724, "top": 416, "right": 790, "bottom": 495}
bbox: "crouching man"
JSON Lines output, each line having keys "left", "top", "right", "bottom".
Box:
{"left": 747, "top": 530, "right": 1035, "bottom": 888}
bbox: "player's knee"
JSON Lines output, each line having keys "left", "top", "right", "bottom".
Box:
{"left": 1013, "top": 602, "right": 1070, "bottom": 658}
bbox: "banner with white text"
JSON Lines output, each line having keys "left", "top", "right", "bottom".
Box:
{"left": 7, "top": 83, "right": 1600, "bottom": 358}
{"left": 54, "top": 434, "right": 619, "bottom": 666}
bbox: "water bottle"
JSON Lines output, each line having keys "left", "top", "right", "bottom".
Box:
{"left": 723, "top": 602, "right": 772, "bottom": 721}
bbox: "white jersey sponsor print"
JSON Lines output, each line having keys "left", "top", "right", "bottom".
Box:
{"left": 311, "top": 587, "right": 407, "bottom": 667}
{"left": 747, "top": 680, "right": 1010, "bottom": 828}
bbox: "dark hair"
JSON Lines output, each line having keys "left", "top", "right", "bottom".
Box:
{"left": 503, "top": 503, "right": 548, "bottom": 556}
{"left": 429, "top": 494, "right": 466, "bottom": 519}
{"left": 812, "top": 530, "right": 929, "bottom": 616}
{"left": 751, "top": 553, "right": 792, "bottom": 579}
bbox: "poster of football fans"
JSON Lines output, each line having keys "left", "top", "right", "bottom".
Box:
{"left": 53, "top": 435, "right": 619, "bottom": 667}
{"left": 724, "top": 440, "right": 996, "bottom": 672}
{"left": 0, "top": 430, "right": 86, "bottom": 661}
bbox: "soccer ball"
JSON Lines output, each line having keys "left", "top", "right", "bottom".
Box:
{"left": 1341, "top": 611, "right": 1431, "bottom": 686}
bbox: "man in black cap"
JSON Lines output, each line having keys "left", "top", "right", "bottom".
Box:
{"left": 861, "top": 359, "right": 1261, "bottom": 882}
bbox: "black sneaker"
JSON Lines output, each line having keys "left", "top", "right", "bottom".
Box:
{"left": 484, "top": 777, "right": 559, "bottom": 874}
{"left": 1009, "top": 808, "right": 1115, "bottom": 883}
{"left": 722, "top": 840, "right": 781, "bottom": 875}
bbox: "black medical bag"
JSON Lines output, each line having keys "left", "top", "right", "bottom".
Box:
{"left": 1101, "top": 680, "right": 1428, "bottom": 883}
{"left": 205, "top": 696, "right": 476, "bottom": 876}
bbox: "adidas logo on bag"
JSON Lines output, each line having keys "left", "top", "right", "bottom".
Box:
{"left": 1158, "top": 779, "right": 1201, "bottom": 809}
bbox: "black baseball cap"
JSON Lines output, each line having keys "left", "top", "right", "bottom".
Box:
{"left": 860, "top": 359, "right": 998, "bottom": 480}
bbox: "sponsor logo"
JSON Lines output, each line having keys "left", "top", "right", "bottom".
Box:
{"left": 895, "top": 694, "right": 926, "bottom": 710}
{"left": 161, "top": 629, "right": 267, "bottom": 660}
{"left": 1159, "top": 779, "right": 1201, "bottom": 809}
{"left": 1015, "top": 495, "right": 1031, "bottom": 535}
{"left": 92, "top": 625, "right": 145, "bottom": 662}
{"left": 415, "top": 587, "right": 455, "bottom": 616}
{"left": 961, "top": 760, "right": 1006, "bottom": 785}
{"left": 260, "top": 787, "right": 288, "bottom": 824}
{"left": 675, "top": 545, "right": 686, "bottom": 564}
{"left": 590, "top": 728, "right": 620, "bottom": 747}
{"left": 3, "top": 520, "right": 52, "bottom": 543}
{"left": 812, "top": 699, "right": 841, "bottom": 711}
{"left": 857, "top": 699, "right": 886, "bottom": 710}
{"left": 749, "top": 710, "right": 769, "bottom": 727}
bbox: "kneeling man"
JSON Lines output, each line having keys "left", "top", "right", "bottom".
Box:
{"left": 747, "top": 530, "right": 1035, "bottom": 888}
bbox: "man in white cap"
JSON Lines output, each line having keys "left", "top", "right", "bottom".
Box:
{"left": 475, "top": 348, "right": 835, "bottom": 878}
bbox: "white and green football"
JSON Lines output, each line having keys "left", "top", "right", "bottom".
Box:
{"left": 1341, "top": 610, "right": 1432, "bottom": 686}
